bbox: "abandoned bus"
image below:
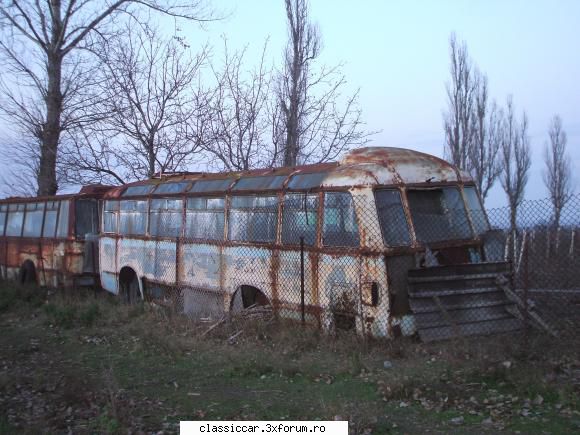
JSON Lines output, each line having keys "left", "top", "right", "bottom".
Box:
{"left": 0, "top": 185, "right": 111, "bottom": 288}
{"left": 99, "top": 147, "right": 515, "bottom": 339}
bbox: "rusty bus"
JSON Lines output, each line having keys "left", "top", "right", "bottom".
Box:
{"left": 0, "top": 185, "right": 111, "bottom": 288}
{"left": 99, "top": 147, "right": 517, "bottom": 340}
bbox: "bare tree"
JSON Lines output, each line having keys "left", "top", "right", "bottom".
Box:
{"left": 443, "top": 32, "right": 476, "bottom": 170}
{"left": 277, "top": 0, "right": 371, "bottom": 167}
{"left": 60, "top": 23, "right": 209, "bottom": 183}
{"left": 468, "top": 71, "right": 503, "bottom": 202}
{"left": 499, "top": 96, "right": 531, "bottom": 235}
{"left": 543, "top": 115, "right": 572, "bottom": 227}
{"left": 0, "top": 0, "right": 213, "bottom": 196}
{"left": 202, "top": 39, "right": 282, "bottom": 171}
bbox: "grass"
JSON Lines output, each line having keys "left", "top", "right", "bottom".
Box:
{"left": 0, "top": 281, "right": 578, "bottom": 434}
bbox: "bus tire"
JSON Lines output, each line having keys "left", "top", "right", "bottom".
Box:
{"left": 18, "top": 261, "right": 37, "bottom": 286}
{"left": 119, "top": 267, "right": 141, "bottom": 304}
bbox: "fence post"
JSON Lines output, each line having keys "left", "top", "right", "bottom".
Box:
{"left": 523, "top": 233, "right": 530, "bottom": 347}
{"left": 300, "top": 236, "right": 305, "bottom": 324}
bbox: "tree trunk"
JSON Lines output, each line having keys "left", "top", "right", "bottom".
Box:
{"left": 37, "top": 51, "right": 63, "bottom": 196}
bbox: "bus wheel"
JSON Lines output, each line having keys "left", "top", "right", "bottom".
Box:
{"left": 119, "top": 267, "right": 140, "bottom": 304}
{"left": 18, "top": 261, "right": 37, "bottom": 286}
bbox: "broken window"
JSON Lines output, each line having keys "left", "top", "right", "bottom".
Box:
{"left": 103, "top": 201, "right": 119, "bottom": 234}
{"left": 150, "top": 198, "right": 183, "bottom": 238}
{"left": 185, "top": 197, "right": 225, "bottom": 240}
{"left": 119, "top": 200, "right": 148, "bottom": 235}
{"left": 322, "top": 192, "right": 359, "bottom": 247}
{"left": 153, "top": 182, "right": 190, "bottom": 195}
{"left": 5, "top": 203, "right": 25, "bottom": 237}
{"left": 43, "top": 201, "right": 59, "bottom": 237}
{"left": 0, "top": 204, "right": 8, "bottom": 236}
{"left": 375, "top": 189, "right": 411, "bottom": 246}
{"left": 281, "top": 193, "right": 318, "bottom": 245}
{"left": 56, "top": 200, "right": 70, "bottom": 238}
{"left": 122, "top": 185, "right": 154, "bottom": 196}
{"left": 228, "top": 196, "right": 278, "bottom": 243}
{"left": 463, "top": 186, "right": 490, "bottom": 235}
{"left": 23, "top": 202, "right": 45, "bottom": 237}
{"left": 407, "top": 188, "right": 472, "bottom": 244}
{"left": 75, "top": 199, "right": 99, "bottom": 238}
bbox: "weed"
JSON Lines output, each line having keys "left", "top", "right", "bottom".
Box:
{"left": 80, "top": 302, "right": 101, "bottom": 327}
{"left": 0, "top": 286, "right": 18, "bottom": 312}
{"left": 43, "top": 303, "right": 76, "bottom": 328}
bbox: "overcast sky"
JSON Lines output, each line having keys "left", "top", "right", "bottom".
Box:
{"left": 1, "top": 0, "right": 579, "bottom": 208}
{"left": 197, "top": 0, "right": 580, "bottom": 207}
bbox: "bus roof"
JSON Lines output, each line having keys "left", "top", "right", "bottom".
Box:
{"left": 106, "top": 146, "right": 473, "bottom": 198}
{"left": 0, "top": 184, "right": 114, "bottom": 204}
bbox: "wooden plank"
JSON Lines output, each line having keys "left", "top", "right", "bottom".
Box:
{"left": 414, "top": 305, "right": 516, "bottom": 329}
{"left": 408, "top": 287, "right": 499, "bottom": 298}
{"left": 418, "top": 317, "right": 522, "bottom": 342}
{"left": 408, "top": 262, "right": 509, "bottom": 279}
{"left": 409, "top": 278, "right": 498, "bottom": 292}
{"left": 432, "top": 295, "right": 461, "bottom": 339}
{"left": 497, "top": 281, "right": 559, "bottom": 337}
{"left": 409, "top": 294, "right": 511, "bottom": 313}
{"left": 408, "top": 273, "right": 502, "bottom": 284}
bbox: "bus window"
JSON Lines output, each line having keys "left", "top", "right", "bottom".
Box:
{"left": 150, "top": 199, "right": 183, "bottom": 237}
{"left": 282, "top": 193, "right": 318, "bottom": 245}
{"left": 43, "top": 201, "right": 59, "bottom": 237}
{"left": 322, "top": 192, "right": 359, "bottom": 247}
{"left": 119, "top": 200, "right": 148, "bottom": 235}
{"left": 75, "top": 199, "right": 99, "bottom": 238}
{"left": 103, "top": 200, "right": 119, "bottom": 233}
{"left": 122, "top": 185, "right": 154, "bottom": 196}
{"left": 153, "top": 182, "right": 190, "bottom": 195}
{"left": 6, "top": 203, "right": 25, "bottom": 236}
{"left": 229, "top": 196, "right": 278, "bottom": 243}
{"left": 375, "top": 189, "right": 411, "bottom": 246}
{"left": 407, "top": 188, "right": 472, "bottom": 243}
{"left": 185, "top": 197, "right": 225, "bottom": 240}
{"left": 56, "top": 200, "right": 70, "bottom": 237}
{"left": 23, "top": 202, "right": 45, "bottom": 237}
{"left": 0, "top": 204, "right": 7, "bottom": 236}
{"left": 463, "top": 186, "right": 490, "bottom": 235}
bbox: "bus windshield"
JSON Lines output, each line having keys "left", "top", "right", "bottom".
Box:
{"left": 407, "top": 188, "right": 472, "bottom": 244}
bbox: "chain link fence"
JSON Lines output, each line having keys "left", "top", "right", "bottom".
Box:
{"left": 112, "top": 191, "right": 579, "bottom": 344}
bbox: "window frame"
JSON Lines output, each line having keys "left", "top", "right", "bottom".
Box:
{"left": 42, "top": 201, "right": 60, "bottom": 238}
{"left": 321, "top": 191, "right": 361, "bottom": 248}
{"left": 184, "top": 196, "right": 226, "bottom": 241}
{"left": 149, "top": 198, "right": 184, "bottom": 238}
{"left": 281, "top": 193, "right": 319, "bottom": 246}
{"left": 227, "top": 194, "right": 280, "bottom": 244}
{"left": 373, "top": 188, "right": 413, "bottom": 247}
{"left": 22, "top": 202, "right": 46, "bottom": 238}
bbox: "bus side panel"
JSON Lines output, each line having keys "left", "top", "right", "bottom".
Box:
{"left": 5, "top": 239, "right": 26, "bottom": 280}
{"left": 179, "top": 243, "right": 221, "bottom": 290}
{"left": 99, "top": 236, "right": 118, "bottom": 294}
{"left": 318, "top": 253, "right": 362, "bottom": 332}
{"left": 223, "top": 245, "right": 274, "bottom": 307}
{"left": 360, "top": 255, "right": 390, "bottom": 337}
{"left": 117, "top": 238, "right": 154, "bottom": 283}
{"left": 276, "top": 250, "right": 318, "bottom": 322}
{"left": 153, "top": 239, "right": 177, "bottom": 285}
{"left": 178, "top": 243, "right": 223, "bottom": 317}
{"left": 0, "top": 238, "right": 6, "bottom": 280}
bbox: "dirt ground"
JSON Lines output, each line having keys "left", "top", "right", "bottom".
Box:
{"left": 0, "top": 283, "right": 578, "bottom": 434}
